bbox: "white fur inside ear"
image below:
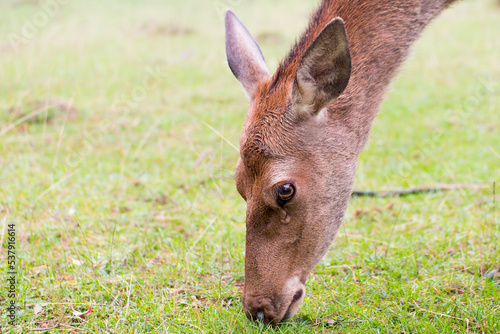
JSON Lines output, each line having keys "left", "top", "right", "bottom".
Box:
{"left": 315, "top": 108, "right": 329, "bottom": 122}
{"left": 296, "top": 68, "right": 322, "bottom": 105}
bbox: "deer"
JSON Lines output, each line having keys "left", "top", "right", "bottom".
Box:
{"left": 225, "top": 0, "right": 459, "bottom": 325}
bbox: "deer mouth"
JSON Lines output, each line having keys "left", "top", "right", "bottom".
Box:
{"left": 243, "top": 287, "right": 305, "bottom": 325}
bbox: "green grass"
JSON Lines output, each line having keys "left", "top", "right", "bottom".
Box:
{"left": 0, "top": 0, "right": 499, "bottom": 332}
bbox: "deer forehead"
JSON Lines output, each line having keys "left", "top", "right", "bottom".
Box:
{"left": 239, "top": 152, "right": 294, "bottom": 184}
{"left": 237, "top": 149, "right": 301, "bottom": 191}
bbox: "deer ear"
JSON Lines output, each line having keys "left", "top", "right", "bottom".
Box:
{"left": 225, "top": 10, "right": 270, "bottom": 99}
{"left": 292, "top": 18, "right": 351, "bottom": 117}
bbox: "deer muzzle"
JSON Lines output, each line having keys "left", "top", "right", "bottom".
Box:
{"left": 243, "top": 276, "right": 306, "bottom": 325}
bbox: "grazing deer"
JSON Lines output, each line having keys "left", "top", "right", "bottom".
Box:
{"left": 225, "top": 0, "right": 458, "bottom": 325}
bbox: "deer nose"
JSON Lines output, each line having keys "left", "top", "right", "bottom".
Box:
{"left": 244, "top": 287, "right": 305, "bottom": 325}
{"left": 244, "top": 300, "right": 279, "bottom": 325}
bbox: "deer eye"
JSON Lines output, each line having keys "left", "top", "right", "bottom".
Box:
{"left": 276, "top": 183, "right": 296, "bottom": 205}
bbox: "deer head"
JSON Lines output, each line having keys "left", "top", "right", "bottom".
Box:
{"left": 225, "top": 10, "right": 353, "bottom": 325}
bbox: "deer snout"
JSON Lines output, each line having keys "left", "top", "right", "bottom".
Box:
{"left": 243, "top": 298, "right": 279, "bottom": 325}
{"left": 243, "top": 277, "right": 306, "bottom": 325}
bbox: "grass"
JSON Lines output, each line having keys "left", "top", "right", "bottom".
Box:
{"left": 0, "top": 0, "right": 499, "bottom": 332}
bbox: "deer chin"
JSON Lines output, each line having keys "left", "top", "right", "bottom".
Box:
{"left": 282, "top": 277, "right": 306, "bottom": 320}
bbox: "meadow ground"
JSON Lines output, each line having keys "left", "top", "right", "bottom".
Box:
{"left": 0, "top": 0, "right": 499, "bottom": 332}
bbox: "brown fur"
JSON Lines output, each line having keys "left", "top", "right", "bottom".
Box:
{"left": 226, "top": 0, "right": 459, "bottom": 325}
